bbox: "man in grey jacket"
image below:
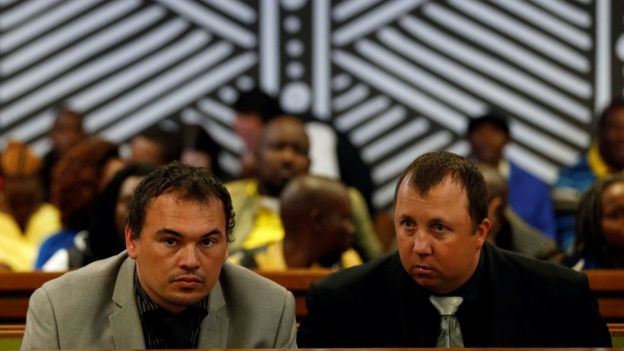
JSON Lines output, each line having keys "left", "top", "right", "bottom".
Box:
{"left": 22, "top": 162, "right": 296, "bottom": 350}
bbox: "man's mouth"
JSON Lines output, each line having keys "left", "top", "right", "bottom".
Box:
{"left": 414, "top": 265, "right": 434, "bottom": 274}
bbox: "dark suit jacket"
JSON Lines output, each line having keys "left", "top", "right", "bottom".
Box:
{"left": 297, "top": 243, "right": 611, "bottom": 347}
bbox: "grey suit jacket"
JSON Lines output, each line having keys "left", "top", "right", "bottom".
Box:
{"left": 21, "top": 252, "right": 297, "bottom": 350}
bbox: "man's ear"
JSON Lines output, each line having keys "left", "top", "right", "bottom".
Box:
{"left": 125, "top": 224, "right": 138, "bottom": 259}
{"left": 475, "top": 218, "right": 491, "bottom": 249}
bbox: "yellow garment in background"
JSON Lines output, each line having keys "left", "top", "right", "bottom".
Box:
{"left": 0, "top": 204, "right": 61, "bottom": 271}
{"left": 241, "top": 206, "right": 284, "bottom": 249}
{"left": 588, "top": 143, "right": 611, "bottom": 178}
{"left": 230, "top": 241, "right": 363, "bottom": 270}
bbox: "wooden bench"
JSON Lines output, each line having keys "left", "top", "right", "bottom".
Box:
{"left": 255, "top": 269, "right": 331, "bottom": 320}
{"left": 2, "top": 269, "right": 624, "bottom": 324}
{"left": 0, "top": 325, "right": 25, "bottom": 339}
{"left": 0, "top": 272, "right": 64, "bottom": 324}
{"left": 0, "top": 269, "right": 330, "bottom": 324}
{"left": 585, "top": 270, "right": 624, "bottom": 323}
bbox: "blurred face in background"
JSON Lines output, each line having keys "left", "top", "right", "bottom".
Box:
{"left": 51, "top": 111, "right": 85, "bottom": 154}
{"left": 181, "top": 149, "right": 212, "bottom": 169}
{"left": 234, "top": 113, "right": 264, "bottom": 152}
{"left": 600, "top": 107, "right": 624, "bottom": 170}
{"left": 115, "top": 175, "right": 145, "bottom": 238}
{"left": 468, "top": 123, "right": 509, "bottom": 166}
{"left": 3, "top": 177, "right": 43, "bottom": 231}
{"left": 602, "top": 180, "right": 624, "bottom": 249}
{"left": 130, "top": 136, "right": 166, "bottom": 166}
{"left": 255, "top": 117, "right": 310, "bottom": 197}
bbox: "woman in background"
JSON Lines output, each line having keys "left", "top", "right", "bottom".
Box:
{"left": 35, "top": 138, "right": 122, "bottom": 269}
{"left": 41, "top": 163, "right": 155, "bottom": 270}
{"left": 564, "top": 174, "right": 624, "bottom": 269}
{"left": 0, "top": 141, "right": 61, "bottom": 271}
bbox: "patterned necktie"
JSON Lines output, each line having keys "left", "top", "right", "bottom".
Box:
{"left": 429, "top": 295, "right": 464, "bottom": 348}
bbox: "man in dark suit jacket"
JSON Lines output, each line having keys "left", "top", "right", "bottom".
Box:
{"left": 297, "top": 151, "right": 611, "bottom": 348}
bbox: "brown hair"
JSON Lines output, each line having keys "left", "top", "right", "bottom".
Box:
{"left": 394, "top": 151, "right": 488, "bottom": 228}
{"left": 51, "top": 138, "right": 119, "bottom": 229}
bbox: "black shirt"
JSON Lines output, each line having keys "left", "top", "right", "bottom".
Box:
{"left": 134, "top": 274, "right": 209, "bottom": 349}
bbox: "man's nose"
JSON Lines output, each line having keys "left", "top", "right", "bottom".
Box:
{"left": 411, "top": 231, "right": 432, "bottom": 256}
{"left": 179, "top": 245, "right": 200, "bottom": 270}
{"left": 278, "top": 146, "right": 299, "bottom": 163}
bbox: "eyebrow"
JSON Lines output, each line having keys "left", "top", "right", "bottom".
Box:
{"left": 155, "top": 228, "right": 223, "bottom": 238}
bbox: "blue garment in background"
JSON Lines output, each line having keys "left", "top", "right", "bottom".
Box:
{"left": 35, "top": 228, "right": 79, "bottom": 270}
{"left": 507, "top": 162, "right": 556, "bottom": 239}
{"left": 554, "top": 153, "right": 597, "bottom": 252}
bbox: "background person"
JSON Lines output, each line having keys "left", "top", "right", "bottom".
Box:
{"left": 555, "top": 99, "right": 624, "bottom": 252}
{"left": 42, "top": 163, "right": 156, "bottom": 270}
{"left": 40, "top": 105, "right": 87, "bottom": 201}
{"left": 226, "top": 115, "right": 382, "bottom": 261}
{"left": 563, "top": 174, "right": 624, "bottom": 270}
{"left": 35, "top": 138, "right": 123, "bottom": 270}
{"left": 0, "top": 141, "right": 61, "bottom": 271}
{"left": 467, "top": 111, "right": 556, "bottom": 239}
{"left": 229, "top": 175, "right": 361, "bottom": 269}
{"left": 478, "top": 164, "right": 559, "bottom": 260}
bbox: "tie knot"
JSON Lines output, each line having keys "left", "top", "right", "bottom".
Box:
{"left": 429, "top": 296, "right": 463, "bottom": 316}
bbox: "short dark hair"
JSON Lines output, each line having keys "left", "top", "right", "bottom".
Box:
{"left": 232, "top": 88, "right": 283, "bottom": 123}
{"left": 138, "top": 125, "right": 183, "bottom": 164}
{"left": 467, "top": 111, "right": 510, "bottom": 136}
{"left": 574, "top": 174, "right": 624, "bottom": 258}
{"left": 394, "top": 151, "right": 488, "bottom": 228}
{"left": 127, "top": 162, "right": 235, "bottom": 242}
{"left": 597, "top": 98, "right": 624, "bottom": 132}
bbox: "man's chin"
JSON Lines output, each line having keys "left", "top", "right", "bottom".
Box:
{"left": 167, "top": 290, "right": 208, "bottom": 307}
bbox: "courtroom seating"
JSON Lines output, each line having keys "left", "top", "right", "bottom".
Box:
{"left": 584, "top": 270, "right": 624, "bottom": 324}
{"left": 0, "top": 272, "right": 64, "bottom": 324}
{"left": 255, "top": 269, "right": 332, "bottom": 320}
{"left": 2, "top": 269, "right": 624, "bottom": 342}
{"left": 0, "top": 325, "right": 24, "bottom": 350}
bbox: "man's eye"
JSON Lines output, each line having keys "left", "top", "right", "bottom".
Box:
{"left": 163, "top": 238, "right": 177, "bottom": 246}
{"left": 401, "top": 220, "right": 415, "bottom": 228}
{"left": 432, "top": 223, "right": 446, "bottom": 232}
{"left": 201, "top": 238, "right": 215, "bottom": 247}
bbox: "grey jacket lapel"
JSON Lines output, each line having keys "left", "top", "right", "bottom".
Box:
{"left": 198, "top": 281, "right": 229, "bottom": 348}
{"left": 109, "top": 258, "right": 146, "bottom": 349}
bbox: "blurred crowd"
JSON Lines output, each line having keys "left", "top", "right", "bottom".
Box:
{"left": 1, "top": 91, "right": 623, "bottom": 273}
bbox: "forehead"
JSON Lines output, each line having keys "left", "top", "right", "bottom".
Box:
{"left": 603, "top": 181, "right": 624, "bottom": 201}
{"left": 470, "top": 122, "right": 506, "bottom": 135}
{"left": 604, "top": 107, "right": 624, "bottom": 126}
{"left": 54, "top": 112, "right": 81, "bottom": 128}
{"left": 263, "top": 119, "right": 308, "bottom": 144}
{"left": 396, "top": 177, "right": 469, "bottom": 214}
{"left": 145, "top": 193, "right": 226, "bottom": 225}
